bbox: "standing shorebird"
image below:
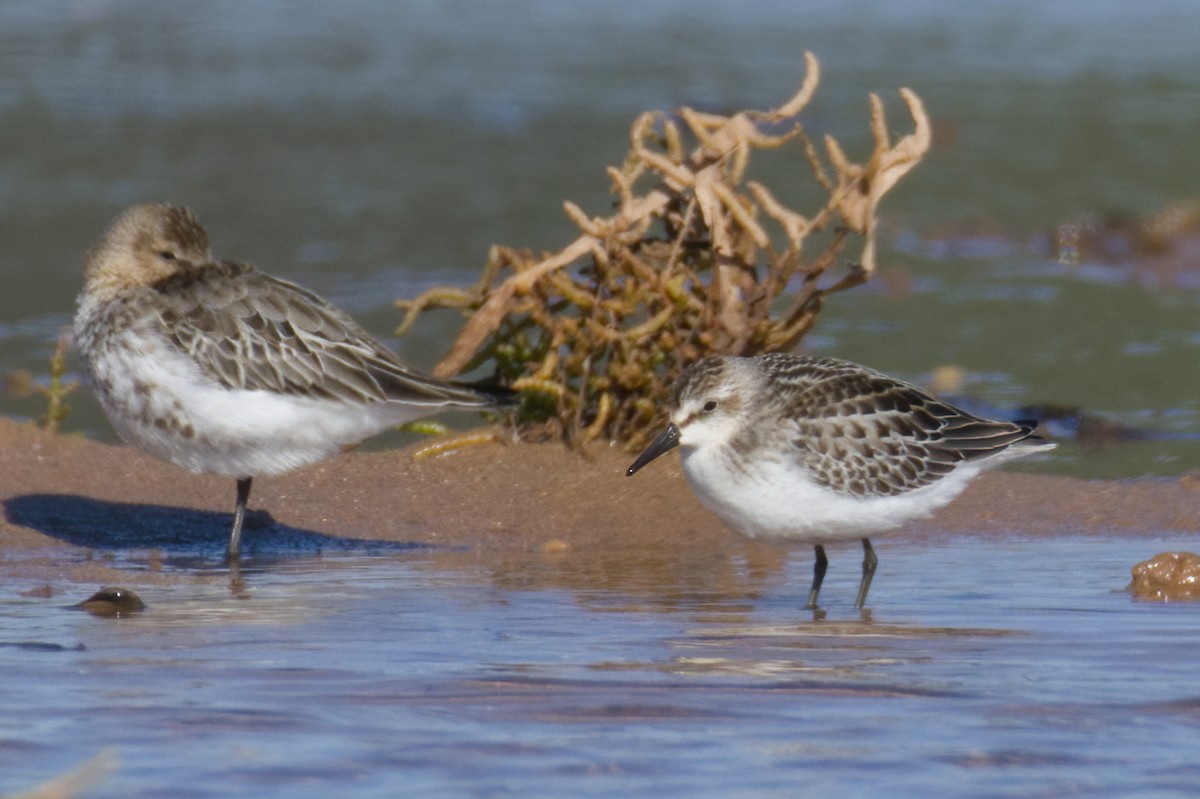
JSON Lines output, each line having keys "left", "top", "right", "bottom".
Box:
{"left": 74, "top": 203, "right": 514, "bottom": 560}
{"left": 626, "top": 353, "right": 1053, "bottom": 609}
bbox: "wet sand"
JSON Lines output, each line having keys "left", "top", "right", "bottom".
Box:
{"left": 1, "top": 418, "right": 1197, "bottom": 588}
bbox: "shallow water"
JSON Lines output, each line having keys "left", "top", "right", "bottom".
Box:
{"left": 2, "top": 534, "right": 1198, "bottom": 797}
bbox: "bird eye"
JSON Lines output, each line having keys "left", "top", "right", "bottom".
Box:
{"left": 157, "top": 250, "right": 177, "bottom": 261}
{"left": 703, "top": 400, "right": 718, "bottom": 413}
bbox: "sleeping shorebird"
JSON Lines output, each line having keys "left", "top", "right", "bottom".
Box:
{"left": 75, "top": 203, "right": 514, "bottom": 560}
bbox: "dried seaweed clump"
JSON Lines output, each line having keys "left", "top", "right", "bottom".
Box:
{"left": 396, "top": 53, "right": 930, "bottom": 450}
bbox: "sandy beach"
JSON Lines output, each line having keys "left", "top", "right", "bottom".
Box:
{"left": 2, "top": 417, "right": 1196, "bottom": 589}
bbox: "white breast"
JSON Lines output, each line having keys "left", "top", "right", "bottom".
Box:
{"left": 679, "top": 442, "right": 979, "bottom": 544}
{"left": 78, "top": 323, "right": 415, "bottom": 478}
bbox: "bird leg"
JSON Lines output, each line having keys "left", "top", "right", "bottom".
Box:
{"left": 227, "top": 477, "right": 253, "bottom": 562}
{"left": 854, "top": 538, "right": 878, "bottom": 609}
{"left": 804, "top": 544, "right": 828, "bottom": 609}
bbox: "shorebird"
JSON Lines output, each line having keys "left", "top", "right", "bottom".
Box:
{"left": 74, "top": 203, "right": 515, "bottom": 560}
{"left": 626, "top": 353, "right": 1053, "bottom": 609}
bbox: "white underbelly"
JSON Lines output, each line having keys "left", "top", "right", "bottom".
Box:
{"left": 679, "top": 445, "right": 977, "bottom": 543}
{"left": 82, "top": 329, "right": 421, "bottom": 478}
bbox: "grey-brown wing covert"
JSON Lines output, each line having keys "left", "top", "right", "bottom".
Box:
{"left": 148, "top": 261, "right": 498, "bottom": 407}
{"left": 760, "top": 354, "right": 1036, "bottom": 498}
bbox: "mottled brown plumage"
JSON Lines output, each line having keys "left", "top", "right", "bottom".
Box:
{"left": 151, "top": 260, "right": 501, "bottom": 406}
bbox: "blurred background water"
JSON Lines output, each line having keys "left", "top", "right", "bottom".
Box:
{"left": 2, "top": 0, "right": 1199, "bottom": 476}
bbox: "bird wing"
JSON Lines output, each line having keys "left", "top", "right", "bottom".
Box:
{"left": 149, "top": 261, "right": 501, "bottom": 407}
{"left": 783, "top": 365, "right": 1035, "bottom": 498}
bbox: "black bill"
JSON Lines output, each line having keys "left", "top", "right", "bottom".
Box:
{"left": 626, "top": 423, "right": 681, "bottom": 477}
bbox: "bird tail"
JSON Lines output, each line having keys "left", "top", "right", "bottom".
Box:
{"left": 938, "top": 416, "right": 1055, "bottom": 462}
{"left": 453, "top": 380, "right": 520, "bottom": 410}
{"left": 1010, "top": 419, "right": 1056, "bottom": 452}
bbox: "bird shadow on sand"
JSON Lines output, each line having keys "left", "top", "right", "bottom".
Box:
{"left": 5, "top": 493, "right": 428, "bottom": 567}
